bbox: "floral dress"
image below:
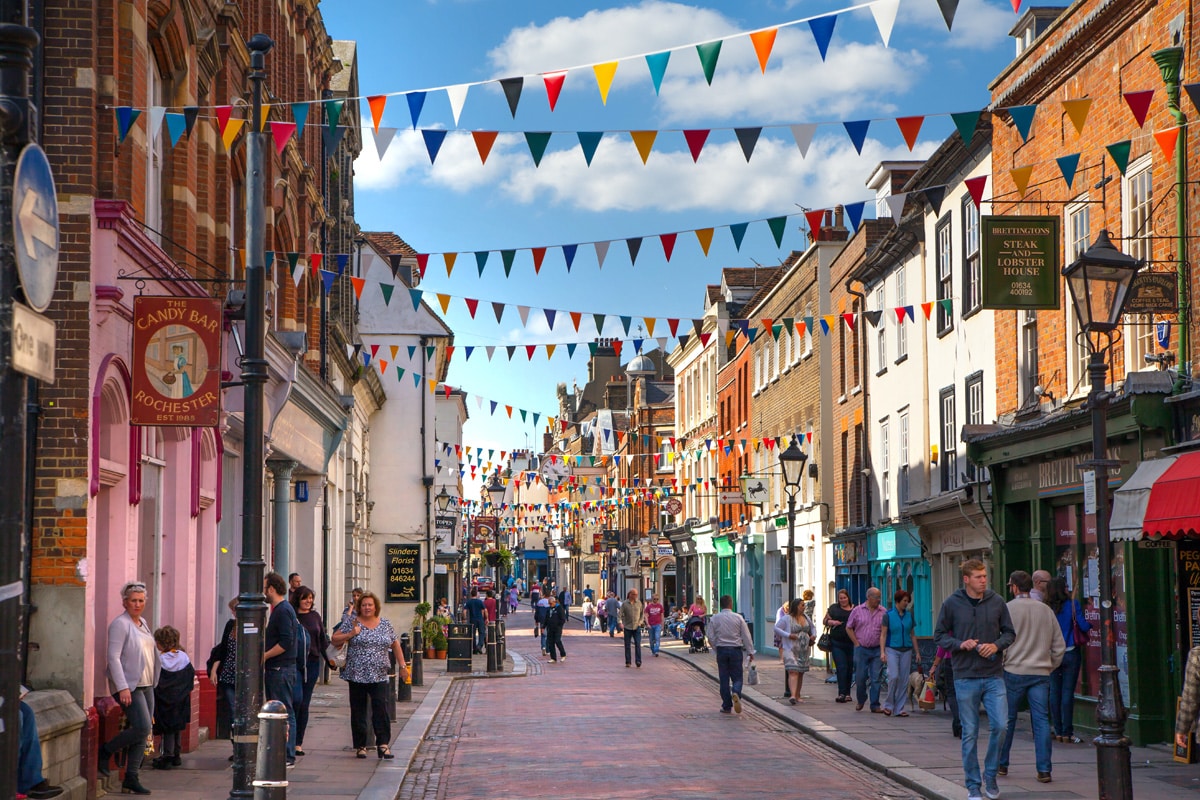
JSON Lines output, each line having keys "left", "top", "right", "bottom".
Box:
{"left": 337, "top": 618, "right": 397, "bottom": 685}
{"left": 781, "top": 617, "right": 813, "bottom": 673}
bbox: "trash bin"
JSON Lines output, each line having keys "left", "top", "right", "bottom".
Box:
{"left": 447, "top": 623, "right": 472, "bottom": 673}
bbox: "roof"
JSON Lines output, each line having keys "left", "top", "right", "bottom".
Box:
{"left": 330, "top": 41, "right": 357, "bottom": 93}
{"left": 706, "top": 285, "right": 721, "bottom": 307}
{"left": 363, "top": 231, "right": 418, "bottom": 257}
{"left": 722, "top": 267, "right": 779, "bottom": 288}
{"left": 644, "top": 381, "right": 675, "bottom": 405}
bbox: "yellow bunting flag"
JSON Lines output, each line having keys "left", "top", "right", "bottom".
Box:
{"left": 428, "top": 379, "right": 437, "bottom": 393}
{"left": 546, "top": 344, "right": 557, "bottom": 359}
{"left": 1010, "top": 165, "right": 1034, "bottom": 198}
{"left": 437, "top": 293, "right": 451, "bottom": 314}
{"left": 259, "top": 104, "right": 271, "bottom": 133}
{"left": 593, "top": 62, "right": 618, "bottom": 105}
{"left": 1061, "top": 98, "right": 1092, "bottom": 136}
{"left": 221, "top": 118, "right": 245, "bottom": 151}
{"left": 630, "top": 130, "right": 657, "bottom": 164}
{"left": 695, "top": 227, "right": 714, "bottom": 256}
{"left": 749, "top": 28, "right": 777, "bottom": 73}
{"left": 444, "top": 253, "right": 457, "bottom": 275}
{"left": 644, "top": 317, "right": 657, "bottom": 337}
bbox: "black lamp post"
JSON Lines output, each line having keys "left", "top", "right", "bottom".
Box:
{"left": 777, "top": 438, "right": 808, "bottom": 601}
{"left": 486, "top": 474, "right": 506, "bottom": 598}
{"left": 1062, "top": 229, "right": 1141, "bottom": 800}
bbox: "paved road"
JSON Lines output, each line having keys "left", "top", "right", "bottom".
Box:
{"left": 399, "top": 619, "right": 921, "bottom": 800}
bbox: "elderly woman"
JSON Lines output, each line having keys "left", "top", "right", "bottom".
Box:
{"left": 97, "top": 580, "right": 160, "bottom": 795}
{"left": 331, "top": 591, "right": 409, "bottom": 759}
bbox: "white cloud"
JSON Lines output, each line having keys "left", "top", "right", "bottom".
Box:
{"left": 899, "top": 0, "right": 1019, "bottom": 50}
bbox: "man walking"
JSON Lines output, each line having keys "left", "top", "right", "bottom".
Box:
{"left": 1030, "top": 570, "right": 1051, "bottom": 602}
{"left": 620, "top": 589, "right": 646, "bottom": 668}
{"left": 545, "top": 595, "right": 568, "bottom": 663}
{"left": 935, "top": 559, "right": 1016, "bottom": 800}
{"left": 645, "top": 593, "right": 665, "bottom": 657}
{"left": 464, "top": 589, "right": 486, "bottom": 654}
{"left": 998, "top": 570, "right": 1064, "bottom": 784}
{"left": 263, "top": 572, "right": 299, "bottom": 767}
{"left": 845, "top": 587, "right": 886, "bottom": 712}
{"left": 706, "top": 596, "right": 755, "bottom": 714}
{"left": 604, "top": 591, "right": 621, "bottom": 638}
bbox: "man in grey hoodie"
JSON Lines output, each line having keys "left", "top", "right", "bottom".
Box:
{"left": 934, "top": 559, "right": 1016, "bottom": 800}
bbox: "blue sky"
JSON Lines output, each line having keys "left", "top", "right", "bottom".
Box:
{"left": 318, "top": 0, "right": 1047, "bottom": 480}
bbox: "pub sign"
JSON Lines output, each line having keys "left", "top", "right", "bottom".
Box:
{"left": 131, "top": 296, "right": 222, "bottom": 426}
{"left": 981, "top": 215, "right": 1060, "bottom": 310}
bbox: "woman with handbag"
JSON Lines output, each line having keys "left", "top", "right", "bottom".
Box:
{"left": 1047, "top": 576, "right": 1091, "bottom": 743}
{"left": 331, "top": 591, "right": 409, "bottom": 759}
{"left": 294, "top": 587, "right": 335, "bottom": 755}
{"left": 824, "top": 589, "right": 856, "bottom": 703}
{"left": 775, "top": 599, "right": 814, "bottom": 704}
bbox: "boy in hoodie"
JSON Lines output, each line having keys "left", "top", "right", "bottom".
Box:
{"left": 934, "top": 559, "right": 1016, "bottom": 800}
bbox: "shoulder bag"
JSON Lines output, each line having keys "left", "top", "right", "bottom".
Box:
{"left": 817, "top": 626, "right": 833, "bottom": 652}
{"left": 1070, "top": 602, "right": 1088, "bottom": 647}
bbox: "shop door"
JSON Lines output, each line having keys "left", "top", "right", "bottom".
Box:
{"left": 718, "top": 556, "right": 737, "bottom": 611}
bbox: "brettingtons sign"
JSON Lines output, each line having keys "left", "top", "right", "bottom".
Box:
{"left": 981, "top": 216, "right": 1060, "bottom": 310}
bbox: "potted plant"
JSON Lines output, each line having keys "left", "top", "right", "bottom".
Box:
{"left": 483, "top": 547, "right": 515, "bottom": 573}
{"left": 430, "top": 616, "right": 449, "bottom": 658}
{"left": 422, "top": 616, "right": 443, "bottom": 659}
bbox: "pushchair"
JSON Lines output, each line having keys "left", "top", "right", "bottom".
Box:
{"left": 684, "top": 615, "right": 709, "bottom": 653}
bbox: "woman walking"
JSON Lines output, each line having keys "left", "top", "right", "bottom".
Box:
{"left": 824, "top": 589, "right": 856, "bottom": 703}
{"left": 880, "top": 590, "right": 921, "bottom": 716}
{"left": 98, "top": 580, "right": 160, "bottom": 795}
{"left": 331, "top": 591, "right": 409, "bottom": 759}
{"left": 294, "top": 586, "right": 335, "bottom": 755}
{"left": 581, "top": 596, "right": 597, "bottom": 632}
{"left": 775, "top": 599, "right": 814, "bottom": 704}
{"left": 1048, "top": 576, "right": 1090, "bottom": 743}
{"left": 206, "top": 598, "right": 239, "bottom": 759}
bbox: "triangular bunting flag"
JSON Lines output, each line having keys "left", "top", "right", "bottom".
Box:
{"left": 1010, "top": 166, "right": 1034, "bottom": 198}
{"left": 183, "top": 106, "right": 199, "bottom": 137}
{"left": 805, "top": 209, "right": 826, "bottom": 237}
{"left": 562, "top": 244, "right": 578, "bottom": 272}
{"left": 1056, "top": 153, "right": 1080, "bottom": 189}
{"left": 870, "top": 0, "right": 900, "bottom": 46}
{"left": 885, "top": 193, "right": 907, "bottom": 223}
{"left": 734, "top": 127, "right": 761, "bottom": 162}
{"left": 578, "top": 131, "right": 603, "bottom": 166}
{"left": 683, "top": 129, "right": 709, "bottom": 162}
{"left": 493, "top": 302, "right": 505, "bottom": 324}
{"left": 645, "top": 51, "right": 670, "bottom": 95}
{"left": 845, "top": 201, "right": 865, "bottom": 232}
{"left": 695, "top": 228, "right": 714, "bottom": 256}
{"left": 323, "top": 99, "right": 344, "bottom": 131}
{"left": 924, "top": 185, "right": 946, "bottom": 215}
{"left": 864, "top": 310, "right": 883, "bottom": 328}
{"left": 500, "top": 77, "right": 523, "bottom": 118}
{"left": 472, "top": 130, "right": 498, "bottom": 164}
{"left": 1106, "top": 141, "right": 1132, "bottom": 175}
{"left": 570, "top": 311, "right": 582, "bottom": 331}
{"left": 465, "top": 298, "right": 479, "bottom": 318}
{"left": 443, "top": 252, "right": 457, "bottom": 276}
{"left": 221, "top": 118, "right": 244, "bottom": 151}
{"left": 965, "top": 175, "right": 987, "bottom": 208}
{"left": 896, "top": 116, "right": 924, "bottom": 151}
{"left": 1062, "top": 98, "right": 1092, "bottom": 136}
{"left": 1005, "top": 104, "right": 1037, "bottom": 142}
{"left": 843, "top": 119, "right": 870, "bottom": 154}
{"left": 808, "top": 14, "right": 837, "bottom": 61}
{"left": 730, "top": 222, "right": 748, "bottom": 251}
{"left": 1155, "top": 126, "right": 1180, "bottom": 160}
{"left": 532, "top": 247, "right": 547, "bottom": 274}
{"left": 790, "top": 123, "right": 817, "bottom": 157}
{"left": 660, "top": 232, "right": 677, "bottom": 261}
{"left": 421, "top": 129, "right": 447, "bottom": 164}
{"left": 445, "top": 84, "right": 469, "bottom": 126}
{"left": 750, "top": 29, "right": 777, "bottom": 73}
{"left": 594, "top": 314, "right": 606, "bottom": 335}
{"left": 404, "top": 91, "right": 426, "bottom": 129}
{"left": 271, "top": 121, "right": 296, "bottom": 155}
{"left": 696, "top": 41, "right": 722, "bottom": 85}
{"left": 921, "top": 301, "right": 934, "bottom": 320}
{"left": 937, "top": 0, "right": 959, "bottom": 31}
{"left": 1123, "top": 90, "right": 1154, "bottom": 127}
{"left": 627, "top": 237, "right": 643, "bottom": 265}
{"left": 318, "top": 270, "right": 336, "bottom": 294}
{"left": 543, "top": 71, "right": 566, "bottom": 111}
{"left": 593, "top": 62, "right": 618, "bottom": 104}
{"left": 767, "top": 216, "right": 787, "bottom": 247}
{"left": 630, "top": 130, "right": 657, "bottom": 164}
{"left": 436, "top": 293, "right": 450, "bottom": 314}
{"left": 409, "top": 289, "right": 423, "bottom": 311}
{"left": 289, "top": 102, "right": 309, "bottom": 133}
{"left": 594, "top": 240, "right": 610, "bottom": 269}
{"left": 842, "top": 313, "right": 856, "bottom": 331}
{"left": 367, "top": 95, "right": 387, "bottom": 132}
{"left": 501, "top": 250, "right": 516, "bottom": 277}
{"left": 165, "top": 112, "right": 186, "bottom": 146}
{"left": 371, "top": 127, "right": 397, "bottom": 159}
{"left": 951, "top": 110, "right": 981, "bottom": 145}
{"left": 524, "top": 131, "right": 552, "bottom": 167}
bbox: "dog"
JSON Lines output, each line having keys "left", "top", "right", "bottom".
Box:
{"left": 907, "top": 669, "right": 928, "bottom": 709}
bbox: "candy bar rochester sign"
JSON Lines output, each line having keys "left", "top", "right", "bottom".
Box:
{"left": 131, "top": 296, "right": 222, "bottom": 426}
{"left": 981, "top": 215, "right": 1060, "bottom": 310}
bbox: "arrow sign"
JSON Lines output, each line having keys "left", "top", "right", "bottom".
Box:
{"left": 12, "top": 144, "right": 60, "bottom": 312}
{"left": 18, "top": 190, "right": 55, "bottom": 258}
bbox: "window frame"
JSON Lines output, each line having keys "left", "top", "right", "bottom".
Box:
{"left": 962, "top": 192, "right": 982, "bottom": 316}
{"left": 939, "top": 386, "right": 957, "bottom": 493}
{"left": 935, "top": 213, "right": 954, "bottom": 336}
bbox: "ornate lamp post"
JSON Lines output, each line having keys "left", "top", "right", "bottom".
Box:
{"left": 777, "top": 438, "right": 808, "bottom": 601}
{"left": 485, "top": 474, "right": 506, "bottom": 600}
{"left": 1062, "top": 229, "right": 1141, "bottom": 800}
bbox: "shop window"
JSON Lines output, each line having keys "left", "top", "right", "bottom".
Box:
{"left": 898, "top": 411, "right": 909, "bottom": 507}
{"left": 964, "top": 372, "right": 985, "bottom": 482}
{"left": 1019, "top": 310, "right": 1039, "bottom": 407}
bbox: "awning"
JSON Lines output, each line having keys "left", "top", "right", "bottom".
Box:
{"left": 1110, "top": 453, "right": 1200, "bottom": 541}
{"left": 522, "top": 549, "right": 548, "bottom": 561}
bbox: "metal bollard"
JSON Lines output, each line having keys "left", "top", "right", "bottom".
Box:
{"left": 486, "top": 620, "right": 498, "bottom": 672}
{"left": 398, "top": 633, "right": 412, "bottom": 702}
{"left": 410, "top": 629, "right": 424, "bottom": 687}
{"left": 497, "top": 618, "right": 506, "bottom": 666}
{"left": 252, "top": 700, "right": 289, "bottom": 800}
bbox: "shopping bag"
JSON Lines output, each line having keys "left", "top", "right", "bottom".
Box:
{"left": 746, "top": 664, "right": 759, "bottom": 686}
{"left": 918, "top": 679, "right": 936, "bottom": 711}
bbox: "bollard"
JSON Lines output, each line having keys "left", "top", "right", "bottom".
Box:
{"left": 252, "top": 700, "right": 289, "bottom": 800}
{"left": 398, "top": 633, "right": 412, "bottom": 702}
{"left": 446, "top": 622, "right": 472, "bottom": 673}
{"left": 410, "top": 629, "right": 424, "bottom": 687}
{"left": 486, "top": 621, "right": 499, "bottom": 673}
{"left": 387, "top": 650, "right": 398, "bottom": 723}
{"left": 497, "top": 618, "right": 506, "bottom": 666}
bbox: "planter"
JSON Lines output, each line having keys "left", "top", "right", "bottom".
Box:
{"left": 484, "top": 552, "right": 501, "bottom": 568}
{"left": 425, "top": 647, "right": 436, "bottom": 659}
{"left": 435, "top": 649, "right": 447, "bottom": 659}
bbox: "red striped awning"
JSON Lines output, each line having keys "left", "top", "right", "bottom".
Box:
{"left": 1111, "top": 453, "right": 1200, "bottom": 541}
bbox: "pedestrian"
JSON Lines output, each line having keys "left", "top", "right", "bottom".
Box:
{"left": 604, "top": 591, "right": 621, "bottom": 638}
{"left": 330, "top": 590, "right": 409, "bottom": 759}
{"left": 774, "top": 598, "right": 814, "bottom": 705}
{"left": 1030, "top": 569, "right": 1051, "bottom": 602}
{"left": 262, "top": 571, "right": 299, "bottom": 767}
{"left": 1047, "top": 576, "right": 1090, "bottom": 744}
{"left": 294, "top": 586, "right": 335, "bottom": 756}
{"left": 97, "top": 580, "right": 160, "bottom": 795}
{"left": 689, "top": 595, "right": 708, "bottom": 619}
{"left": 529, "top": 583, "right": 541, "bottom": 623}
{"left": 845, "top": 587, "right": 886, "bottom": 712}
{"left": 801, "top": 588, "right": 816, "bottom": 625}
{"left": 998, "top": 570, "right": 1063, "bottom": 784}
{"left": 18, "top": 688, "right": 64, "bottom": 799}
{"left": 931, "top": 642, "right": 961, "bottom": 737}
{"left": 207, "top": 597, "right": 239, "bottom": 759}
{"left": 464, "top": 589, "right": 487, "bottom": 654}
{"left": 340, "top": 587, "right": 364, "bottom": 631}
{"left": 880, "top": 590, "right": 921, "bottom": 717}
{"left": 774, "top": 600, "right": 790, "bottom": 696}
{"left": 151, "top": 625, "right": 194, "bottom": 770}
{"left": 508, "top": 584, "right": 519, "bottom": 613}
{"left": 620, "top": 589, "right": 646, "bottom": 668}
{"left": 288, "top": 572, "right": 304, "bottom": 607}
{"left": 1176, "top": 609, "right": 1200, "bottom": 754}
{"left": 645, "top": 593, "right": 665, "bottom": 656}
{"left": 934, "top": 558, "right": 1016, "bottom": 800}
{"left": 705, "top": 595, "right": 755, "bottom": 714}
{"left": 582, "top": 597, "right": 597, "bottom": 632}
{"left": 583, "top": 585, "right": 594, "bottom": 603}
{"left": 824, "top": 589, "right": 856, "bottom": 703}
{"left": 484, "top": 589, "right": 498, "bottom": 624}
{"left": 535, "top": 592, "right": 552, "bottom": 652}
{"left": 436, "top": 597, "right": 450, "bottom": 617}
{"left": 545, "top": 595, "right": 568, "bottom": 663}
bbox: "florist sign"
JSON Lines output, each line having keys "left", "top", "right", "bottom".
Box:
{"left": 131, "top": 296, "right": 222, "bottom": 426}
{"left": 981, "top": 215, "right": 1060, "bottom": 310}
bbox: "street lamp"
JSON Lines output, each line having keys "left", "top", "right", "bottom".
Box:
{"left": 1062, "top": 229, "right": 1141, "bottom": 800}
{"left": 485, "top": 474, "right": 506, "bottom": 598}
{"left": 435, "top": 485, "right": 454, "bottom": 513}
{"left": 777, "top": 437, "right": 808, "bottom": 601}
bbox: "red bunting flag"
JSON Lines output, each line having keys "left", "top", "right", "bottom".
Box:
{"left": 895, "top": 116, "right": 924, "bottom": 151}
{"left": 271, "top": 121, "right": 296, "bottom": 155}
{"left": 1123, "top": 90, "right": 1155, "bottom": 127}
{"left": 350, "top": 276, "right": 365, "bottom": 299}
{"left": 660, "top": 232, "right": 677, "bottom": 261}
{"left": 532, "top": 247, "right": 547, "bottom": 274}
{"left": 465, "top": 298, "right": 479, "bottom": 318}
{"left": 895, "top": 306, "right": 908, "bottom": 323}
{"left": 472, "top": 131, "right": 498, "bottom": 164}
{"left": 964, "top": 175, "right": 987, "bottom": 208}
{"left": 921, "top": 301, "right": 934, "bottom": 320}
{"left": 1154, "top": 127, "right": 1180, "bottom": 160}
{"left": 367, "top": 95, "right": 387, "bottom": 132}
{"left": 570, "top": 311, "right": 582, "bottom": 331}
{"left": 416, "top": 253, "right": 429, "bottom": 278}
{"left": 526, "top": 345, "right": 537, "bottom": 360}
{"left": 842, "top": 313, "right": 856, "bottom": 331}
{"left": 683, "top": 129, "right": 709, "bottom": 162}
{"left": 804, "top": 209, "right": 826, "bottom": 236}
{"left": 542, "top": 71, "right": 566, "bottom": 111}
{"left": 668, "top": 318, "right": 680, "bottom": 337}
{"left": 310, "top": 253, "right": 323, "bottom": 275}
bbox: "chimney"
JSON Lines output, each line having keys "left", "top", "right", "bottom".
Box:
{"left": 817, "top": 205, "right": 850, "bottom": 242}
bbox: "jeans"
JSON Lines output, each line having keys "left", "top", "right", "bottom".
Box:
{"left": 624, "top": 627, "right": 643, "bottom": 665}
{"left": 599, "top": 614, "right": 608, "bottom": 633}
{"left": 546, "top": 627, "right": 565, "bottom": 660}
{"left": 1049, "top": 647, "right": 1082, "bottom": 737}
{"left": 347, "top": 680, "right": 391, "bottom": 749}
{"left": 831, "top": 640, "right": 855, "bottom": 697}
{"left": 607, "top": 614, "right": 619, "bottom": 637}
{"left": 716, "top": 646, "right": 745, "bottom": 710}
{"left": 955, "top": 675, "right": 1008, "bottom": 794}
{"left": 648, "top": 624, "right": 662, "bottom": 654}
{"left": 103, "top": 685, "right": 154, "bottom": 780}
{"left": 540, "top": 627, "right": 548, "bottom": 652}
{"left": 1000, "top": 672, "right": 1053, "bottom": 774}
{"left": 18, "top": 700, "right": 43, "bottom": 794}
{"left": 882, "top": 647, "right": 914, "bottom": 714}
{"left": 853, "top": 645, "right": 883, "bottom": 709}
{"left": 471, "top": 618, "right": 486, "bottom": 651}
{"left": 264, "top": 666, "right": 297, "bottom": 761}
{"left": 584, "top": 615, "right": 594, "bottom": 632}
{"left": 296, "top": 655, "right": 322, "bottom": 746}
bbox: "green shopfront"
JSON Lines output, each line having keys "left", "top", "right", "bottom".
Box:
{"left": 966, "top": 386, "right": 1175, "bottom": 745}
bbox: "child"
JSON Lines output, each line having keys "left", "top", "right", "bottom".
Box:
{"left": 152, "top": 625, "right": 195, "bottom": 770}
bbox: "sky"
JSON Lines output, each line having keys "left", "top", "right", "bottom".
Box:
{"left": 317, "top": 0, "right": 1052, "bottom": 488}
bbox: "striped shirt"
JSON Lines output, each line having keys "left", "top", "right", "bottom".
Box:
{"left": 846, "top": 603, "right": 886, "bottom": 648}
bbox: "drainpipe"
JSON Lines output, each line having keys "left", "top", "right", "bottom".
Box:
{"left": 1153, "top": 46, "right": 1189, "bottom": 390}
{"left": 846, "top": 277, "right": 870, "bottom": 529}
{"left": 421, "top": 337, "right": 433, "bottom": 597}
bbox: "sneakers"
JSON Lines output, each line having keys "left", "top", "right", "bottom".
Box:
{"left": 26, "top": 781, "right": 63, "bottom": 799}
{"left": 967, "top": 794, "right": 982, "bottom": 800}
{"left": 996, "top": 766, "right": 1007, "bottom": 776}
{"left": 733, "top": 693, "right": 743, "bottom": 714}
{"left": 983, "top": 781, "right": 1000, "bottom": 799}
{"left": 1037, "top": 773, "right": 1052, "bottom": 783}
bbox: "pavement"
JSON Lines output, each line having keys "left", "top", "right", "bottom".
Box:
{"left": 661, "top": 633, "right": 1200, "bottom": 800}
{"left": 99, "top": 609, "right": 1200, "bottom": 799}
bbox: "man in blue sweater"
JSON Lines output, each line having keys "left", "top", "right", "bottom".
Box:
{"left": 934, "top": 559, "right": 1016, "bottom": 800}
